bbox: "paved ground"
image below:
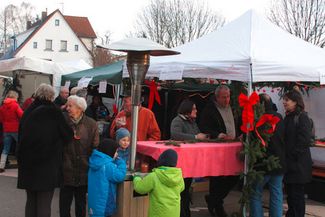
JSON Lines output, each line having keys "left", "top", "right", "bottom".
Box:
{"left": 1, "top": 169, "right": 324, "bottom": 217}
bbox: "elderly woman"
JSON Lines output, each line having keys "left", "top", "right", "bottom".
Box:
{"left": 17, "top": 84, "right": 73, "bottom": 217}
{"left": 170, "top": 99, "right": 208, "bottom": 217}
{"left": 59, "top": 95, "right": 99, "bottom": 217}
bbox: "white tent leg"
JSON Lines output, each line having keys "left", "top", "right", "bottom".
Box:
{"left": 242, "top": 63, "right": 253, "bottom": 217}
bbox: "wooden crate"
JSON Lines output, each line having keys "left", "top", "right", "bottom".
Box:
{"left": 113, "top": 180, "right": 149, "bottom": 217}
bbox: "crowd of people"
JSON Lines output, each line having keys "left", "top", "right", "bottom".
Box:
{"left": 0, "top": 83, "right": 313, "bottom": 217}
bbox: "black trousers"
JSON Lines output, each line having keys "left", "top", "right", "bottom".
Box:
{"left": 285, "top": 183, "right": 306, "bottom": 217}
{"left": 180, "top": 178, "right": 193, "bottom": 217}
{"left": 25, "top": 189, "right": 54, "bottom": 217}
{"left": 206, "top": 176, "right": 239, "bottom": 209}
{"left": 59, "top": 185, "right": 87, "bottom": 217}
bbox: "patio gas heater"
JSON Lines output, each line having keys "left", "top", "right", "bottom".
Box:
{"left": 108, "top": 38, "right": 179, "bottom": 170}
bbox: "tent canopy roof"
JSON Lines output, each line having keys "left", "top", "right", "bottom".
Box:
{"left": 146, "top": 10, "right": 325, "bottom": 82}
{"left": 61, "top": 60, "right": 123, "bottom": 86}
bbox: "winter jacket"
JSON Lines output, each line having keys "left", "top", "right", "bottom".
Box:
{"left": 199, "top": 97, "right": 240, "bottom": 139}
{"left": 284, "top": 111, "right": 312, "bottom": 184}
{"left": 88, "top": 150, "right": 126, "bottom": 217}
{"left": 117, "top": 147, "right": 129, "bottom": 165}
{"left": 53, "top": 95, "right": 66, "bottom": 107}
{"left": 133, "top": 167, "right": 185, "bottom": 217}
{"left": 17, "top": 100, "right": 73, "bottom": 191}
{"left": 0, "top": 98, "right": 23, "bottom": 132}
{"left": 110, "top": 107, "right": 161, "bottom": 141}
{"left": 170, "top": 114, "right": 200, "bottom": 140}
{"left": 63, "top": 113, "right": 99, "bottom": 186}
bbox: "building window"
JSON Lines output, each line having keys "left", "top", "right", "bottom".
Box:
{"left": 45, "top": 39, "right": 52, "bottom": 50}
{"left": 33, "top": 42, "right": 37, "bottom": 49}
{"left": 60, "top": 40, "right": 67, "bottom": 51}
{"left": 75, "top": 45, "right": 79, "bottom": 51}
{"left": 55, "top": 19, "right": 60, "bottom": 26}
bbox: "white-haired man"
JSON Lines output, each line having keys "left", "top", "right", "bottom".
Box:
{"left": 199, "top": 85, "right": 240, "bottom": 217}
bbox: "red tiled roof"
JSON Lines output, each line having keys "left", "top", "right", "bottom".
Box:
{"left": 64, "top": 16, "right": 96, "bottom": 38}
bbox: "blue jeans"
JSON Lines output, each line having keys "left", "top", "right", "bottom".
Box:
{"left": 250, "top": 174, "right": 284, "bottom": 217}
{"left": 1, "top": 132, "right": 18, "bottom": 155}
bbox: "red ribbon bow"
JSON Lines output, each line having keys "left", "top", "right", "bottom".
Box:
{"left": 112, "top": 104, "right": 118, "bottom": 115}
{"left": 145, "top": 80, "right": 161, "bottom": 110}
{"left": 238, "top": 92, "right": 259, "bottom": 133}
{"left": 255, "top": 114, "right": 280, "bottom": 146}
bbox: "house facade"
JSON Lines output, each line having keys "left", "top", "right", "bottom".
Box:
{"left": 9, "top": 9, "right": 96, "bottom": 67}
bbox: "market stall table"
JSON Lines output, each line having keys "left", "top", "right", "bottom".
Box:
{"left": 137, "top": 141, "right": 244, "bottom": 178}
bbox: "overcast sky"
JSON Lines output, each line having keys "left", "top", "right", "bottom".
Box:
{"left": 2, "top": 0, "right": 272, "bottom": 41}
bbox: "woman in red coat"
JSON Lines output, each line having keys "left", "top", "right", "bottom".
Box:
{"left": 0, "top": 90, "right": 23, "bottom": 172}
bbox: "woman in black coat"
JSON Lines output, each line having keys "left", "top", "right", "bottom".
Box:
{"left": 17, "top": 84, "right": 73, "bottom": 217}
{"left": 283, "top": 90, "right": 312, "bottom": 217}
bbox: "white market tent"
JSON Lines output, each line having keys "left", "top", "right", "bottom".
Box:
{"left": 146, "top": 10, "right": 325, "bottom": 83}
{"left": 0, "top": 56, "right": 91, "bottom": 99}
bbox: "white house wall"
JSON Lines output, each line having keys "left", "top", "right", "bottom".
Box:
{"left": 15, "top": 11, "right": 93, "bottom": 66}
{"left": 80, "top": 38, "right": 93, "bottom": 52}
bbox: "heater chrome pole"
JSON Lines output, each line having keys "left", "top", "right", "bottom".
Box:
{"left": 126, "top": 51, "right": 150, "bottom": 171}
{"left": 108, "top": 38, "right": 180, "bottom": 172}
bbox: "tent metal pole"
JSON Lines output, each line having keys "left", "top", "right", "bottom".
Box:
{"left": 243, "top": 63, "right": 253, "bottom": 217}
{"left": 115, "top": 84, "right": 121, "bottom": 111}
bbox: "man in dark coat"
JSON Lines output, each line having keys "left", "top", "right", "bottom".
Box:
{"left": 249, "top": 94, "right": 286, "bottom": 217}
{"left": 54, "top": 86, "right": 69, "bottom": 110}
{"left": 17, "top": 84, "right": 73, "bottom": 217}
{"left": 199, "top": 85, "right": 240, "bottom": 217}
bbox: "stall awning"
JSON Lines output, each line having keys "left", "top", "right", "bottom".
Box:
{"left": 61, "top": 60, "right": 123, "bottom": 86}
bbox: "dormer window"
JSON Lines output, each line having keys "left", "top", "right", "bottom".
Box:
{"left": 55, "top": 19, "right": 60, "bottom": 26}
{"left": 60, "top": 40, "right": 67, "bottom": 51}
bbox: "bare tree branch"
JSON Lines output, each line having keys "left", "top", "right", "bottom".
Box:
{"left": 132, "top": 0, "right": 225, "bottom": 48}
{"left": 268, "top": 0, "right": 325, "bottom": 48}
{"left": 0, "top": 2, "right": 35, "bottom": 53}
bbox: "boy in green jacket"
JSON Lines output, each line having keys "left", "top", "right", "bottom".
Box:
{"left": 133, "top": 149, "right": 185, "bottom": 217}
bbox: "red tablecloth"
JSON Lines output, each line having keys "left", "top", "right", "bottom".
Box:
{"left": 137, "top": 141, "right": 244, "bottom": 178}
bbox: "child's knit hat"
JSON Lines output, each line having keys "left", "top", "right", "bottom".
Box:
{"left": 116, "top": 127, "right": 130, "bottom": 142}
{"left": 157, "top": 149, "right": 178, "bottom": 167}
{"left": 98, "top": 138, "right": 119, "bottom": 158}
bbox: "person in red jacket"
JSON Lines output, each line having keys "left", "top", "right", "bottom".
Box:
{"left": 22, "top": 93, "right": 35, "bottom": 110}
{"left": 110, "top": 96, "right": 161, "bottom": 141}
{"left": 0, "top": 90, "right": 23, "bottom": 172}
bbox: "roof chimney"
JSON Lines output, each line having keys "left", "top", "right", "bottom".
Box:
{"left": 41, "top": 11, "right": 47, "bottom": 21}
{"left": 26, "top": 20, "right": 32, "bottom": 30}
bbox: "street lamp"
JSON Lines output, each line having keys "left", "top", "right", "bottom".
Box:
{"left": 108, "top": 38, "right": 179, "bottom": 171}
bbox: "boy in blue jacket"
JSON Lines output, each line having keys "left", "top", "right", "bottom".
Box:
{"left": 88, "top": 138, "right": 127, "bottom": 217}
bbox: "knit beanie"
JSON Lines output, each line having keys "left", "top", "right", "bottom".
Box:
{"left": 157, "top": 149, "right": 178, "bottom": 167}
{"left": 116, "top": 127, "right": 130, "bottom": 142}
{"left": 98, "top": 138, "right": 119, "bottom": 158}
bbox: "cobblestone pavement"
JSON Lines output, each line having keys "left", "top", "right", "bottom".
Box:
{"left": 1, "top": 169, "right": 324, "bottom": 217}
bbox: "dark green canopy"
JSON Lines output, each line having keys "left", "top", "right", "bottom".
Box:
{"left": 61, "top": 60, "right": 123, "bottom": 86}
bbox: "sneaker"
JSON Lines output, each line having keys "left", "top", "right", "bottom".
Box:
{"left": 204, "top": 195, "right": 215, "bottom": 216}
{"left": 0, "top": 168, "right": 5, "bottom": 173}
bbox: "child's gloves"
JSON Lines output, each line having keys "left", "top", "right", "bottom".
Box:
{"left": 131, "top": 172, "right": 142, "bottom": 181}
